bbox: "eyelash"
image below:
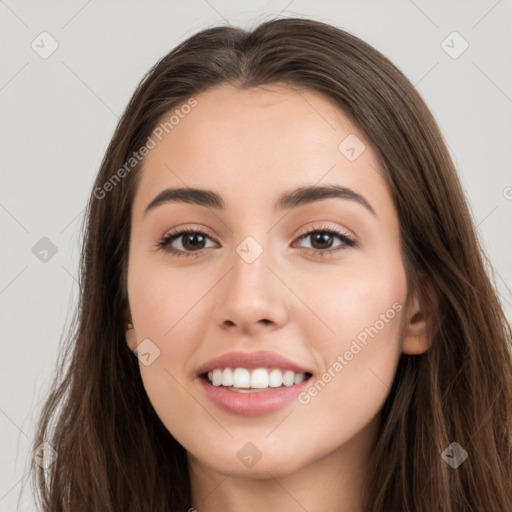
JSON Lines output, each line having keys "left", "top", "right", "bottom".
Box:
{"left": 155, "top": 225, "right": 357, "bottom": 259}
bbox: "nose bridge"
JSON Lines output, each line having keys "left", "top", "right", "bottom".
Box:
{"left": 212, "top": 231, "right": 288, "bottom": 330}
{"left": 229, "top": 234, "right": 272, "bottom": 304}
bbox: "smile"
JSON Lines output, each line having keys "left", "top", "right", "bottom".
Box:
{"left": 196, "top": 351, "right": 314, "bottom": 416}
{"left": 198, "top": 373, "right": 313, "bottom": 416}
{"left": 206, "top": 367, "right": 309, "bottom": 390}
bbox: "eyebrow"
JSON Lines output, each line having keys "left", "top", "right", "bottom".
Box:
{"left": 144, "top": 184, "right": 376, "bottom": 216}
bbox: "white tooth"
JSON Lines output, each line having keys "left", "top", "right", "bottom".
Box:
{"left": 222, "top": 368, "right": 234, "bottom": 386}
{"left": 208, "top": 371, "right": 213, "bottom": 381}
{"left": 251, "top": 368, "right": 269, "bottom": 388}
{"left": 268, "top": 368, "right": 283, "bottom": 388}
{"left": 282, "top": 370, "right": 295, "bottom": 387}
{"left": 212, "top": 369, "right": 223, "bottom": 386}
{"left": 294, "top": 372, "right": 306, "bottom": 385}
{"left": 233, "top": 368, "right": 251, "bottom": 388}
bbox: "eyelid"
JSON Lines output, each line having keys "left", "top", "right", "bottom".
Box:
{"left": 294, "top": 222, "right": 355, "bottom": 241}
{"left": 159, "top": 224, "right": 218, "bottom": 242}
{"left": 292, "top": 223, "right": 358, "bottom": 255}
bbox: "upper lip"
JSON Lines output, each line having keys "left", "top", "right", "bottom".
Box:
{"left": 196, "top": 351, "right": 313, "bottom": 376}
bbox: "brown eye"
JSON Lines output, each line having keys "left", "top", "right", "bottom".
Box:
{"left": 295, "top": 228, "right": 356, "bottom": 256}
{"left": 180, "top": 232, "right": 207, "bottom": 251}
{"left": 156, "top": 229, "right": 216, "bottom": 257}
{"left": 306, "top": 231, "right": 337, "bottom": 250}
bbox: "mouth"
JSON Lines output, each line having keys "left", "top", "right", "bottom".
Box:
{"left": 198, "top": 369, "right": 313, "bottom": 416}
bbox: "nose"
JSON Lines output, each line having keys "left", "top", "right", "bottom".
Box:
{"left": 211, "top": 242, "right": 289, "bottom": 335}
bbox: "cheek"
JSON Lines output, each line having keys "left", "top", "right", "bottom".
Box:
{"left": 295, "top": 252, "right": 407, "bottom": 416}
{"left": 298, "top": 247, "right": 407, "bottom": 357}
{"left": 127, "top": 256, "right": 216, "bottom": 436}
{"left": 128, "top": 253, "right": 210, "bottom": 352}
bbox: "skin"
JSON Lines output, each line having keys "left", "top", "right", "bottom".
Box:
{"left": 124, "top": 83, "right": 431, "bottom": 512}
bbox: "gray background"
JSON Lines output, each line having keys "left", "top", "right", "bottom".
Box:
{"left": 1, "top": 0, "right": 511, "bottom": 509}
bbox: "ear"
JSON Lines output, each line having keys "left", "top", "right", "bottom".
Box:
{"left": 123, "top": 307, "right": 137, "bottom": 352}
{"left": 401, "top": 286, "right": 436, "bottom": 355}
{"left": 126, "top": 327, "right": 138, "bottom": 353}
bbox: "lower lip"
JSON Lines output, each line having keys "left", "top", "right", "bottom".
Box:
{"left": 198, "top": 376, "right": 311, "bottom": 416}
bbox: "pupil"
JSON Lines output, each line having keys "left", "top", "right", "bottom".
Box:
{"left": 184, "top": 233, "right": 204, "bottom": 250}
{"left": 312, "top": 232, "right": 333, "bottom": 249}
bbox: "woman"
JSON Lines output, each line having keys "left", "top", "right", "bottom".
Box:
{"left": 29, "top": 17, "right": 512, "bottom": 511}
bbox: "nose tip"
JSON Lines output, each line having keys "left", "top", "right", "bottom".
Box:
{"left": 211, "top": 239, "right": 288, "bottom": 332}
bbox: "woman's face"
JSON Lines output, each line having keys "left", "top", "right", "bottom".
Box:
{"left": 125, "top": 84, "right": 424, "bottom": 478}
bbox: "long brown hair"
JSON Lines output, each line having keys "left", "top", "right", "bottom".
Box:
{"left": 25, "top": 17, "right": 512, "bottom": 511}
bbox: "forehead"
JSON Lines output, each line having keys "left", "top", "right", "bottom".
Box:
{"left": 132, "top": 84, "right": 386, "bottom": 216}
